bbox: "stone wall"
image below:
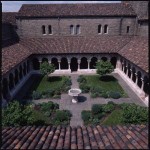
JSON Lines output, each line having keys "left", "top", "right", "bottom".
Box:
{"left": 16, "top": 17, "right": 136, "bottom": 38}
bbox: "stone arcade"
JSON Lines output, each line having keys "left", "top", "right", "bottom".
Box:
{"left": 2, "top": 1, "right": 149, "bottom": 106}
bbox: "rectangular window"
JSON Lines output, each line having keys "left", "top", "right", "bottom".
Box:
{"left": 98, "top": 25, "right": 102, "bottom": 34}
{"left": 104, "top": 25, "right": 108, "bottom": 34}
{"left": 126, "top": 26, "right": 130, "bottom": 33}
{"left": 76, "top": 25, "right": 80, "bottom": 34}
{"left": 49, "top": 25, "right": 52, "bottom": 34}
{"left": 70, "top": 25, "right": 74, "bottom": 35}
{"left": 42, "top": 25, "right": 46, "bottom": 34}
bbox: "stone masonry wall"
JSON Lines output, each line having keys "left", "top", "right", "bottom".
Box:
{"left": 16, "top": 17, "right": 136, "bottom": 38}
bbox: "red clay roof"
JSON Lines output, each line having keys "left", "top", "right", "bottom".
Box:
{"left": 2, "top": 124, "right": 148, "bottom": 149}
{"left": 2, "top": 43, "right": 31, "bottom": 75}
{"left": 17, "top": 3, "right": 136, "bottom": 17}
{"left": 118, "top": 36, "right": 148, "bottom": 72}
{"left": 20, "top": 36, "right": 132, "bottom": 54}
{"left": 2, "top": 36, "right": 148, "bottom": 75}
{"left": 2, "top": 12, "right": 17, "bottom": 25}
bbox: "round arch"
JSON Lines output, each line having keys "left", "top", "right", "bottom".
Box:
{"left": 32, "top": 58, "right": 40, "bottom": 70}
{"left": 70, "top": 57, "right": 78, "bottom": 72}
{"left": 80, "top": 57, "right": 88, "bottom": 69}
{"left": 9, "top": 73, "right": 14, "bottom": 90}
{"left": 137, "top": 71, "right": 142, "bottom": 88}
{"left": 110, "top": 57, "right": 117, "bottom": 69}
{"left": 42, "top": 58, "right": 48, "bottom": 63}
{"left": 19, "top": 66, "right": 23, "bottom": 80}
{"left": 51, "top": 58, "right": 59, "bottom": 69}
{"left": 124, "top": 61, "right": 127, "bottom": 74}
{"left": 143, "top": 76, "right": 149, "bottom": 95}
{"left": 101, "top": 57, "right": 107, "bottom": 62}
{"left": 23, "top": 62, "right": 27, "bottom": 76}
{"left": 132, "top": 67, "right": 136, "bottom": 83}
{"left": 90, "top": 57, "right": 97, "bottom": 69}
{"left": 128, "top": 64, "right": 131, "bottom": 78}
{"left": 60, "top": 57, "right": 68, "bottom": 69}
{"left": 2, "top": 78, "right": 8, "bottom": 100}
{"left": 15, "top": 69, "right": 19, "bottom": 85}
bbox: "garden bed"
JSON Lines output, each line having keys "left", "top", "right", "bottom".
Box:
{"left": 2, "top": 100, "right": 72, "bottom": 126}
{"left": 78, "top": 75, "right": 128, "bottom": 98}
{"left": 81, "top": 102, "right": 148, "bottom": 126}
{"left": 22, "top": 75, "right": 72, "bottom": 100}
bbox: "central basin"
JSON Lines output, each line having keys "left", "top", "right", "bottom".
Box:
{"left": 68, "top": 88, "right": 82, "bottom": 103}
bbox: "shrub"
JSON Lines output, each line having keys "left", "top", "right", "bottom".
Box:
{"left": 53, "top": 95, "right": 61, "bottom": 99}
{"left": 96, "top": 60, "right": 114, "bottom": 76}
{"left": 32, "top": 91, "right": 42, "bottom": 100}
{"left": 121, "top": 103, "right": 148, "bottom": 124}
{"left": 44, "top": 111, "right": 51, "bottom": 117}
{"left": 102, "top": 103, "right": 115, "bottom": 113}
{"left": 91, "top": 92, "right": 99, "bottom": 98}
{"left": 54, "top": 103, "right": 59, "bottom": 110}
{"left": 108, "top": 91, "right": 121, "bottom": 99}
{"left": 40, "top": 101, "right": 55, "bottom": 112}
{"left": 81, "top": 111, "right": 91, "bottom": 122}
{"left": 90, "top": 86, "right": 104, "bottom": 94}
{"left": 79, "top": 83, "right": 90, "bottom": 93}
{"left": 2, "top": 101, "right": 35, "bottom": 126}
{"left": 100, "top": 92, "right": 109, "bottom": 98}
{"left": 77, "top": 75, "right": 87, "bottom": 83}
{"left": 54, "top": 110, "right": 70, "bottom": 122}
{"left": 45, "top": 89, "right": 55, "bottom": 97}
{"left": 92, "top": 104, "right": 103, "bottom": 115}
{"left": 62, "top": 76, "right": 72, "bottom": 86}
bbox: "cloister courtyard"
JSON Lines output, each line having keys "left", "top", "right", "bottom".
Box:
{"left": 12, "top": 70, "right": 147, "bottom": 126}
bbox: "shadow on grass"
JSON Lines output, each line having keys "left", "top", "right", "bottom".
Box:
{"left": 48, "top": 76, "right": 62, "bottom": 82}
{"left": 100, "top": 75, "right": 118, "bottom": 82}
{"left": 78, "top": 96, "right": 87, "bottom": 103}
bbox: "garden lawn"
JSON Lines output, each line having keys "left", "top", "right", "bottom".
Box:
{"left": 84, "top": 75, "right": 128, "bottom": 97}
{"left": 101, "top": 109, "right": 123, "bottom": 125}
{"left": 36, "top": 76, "right": 63, "bottom": 92}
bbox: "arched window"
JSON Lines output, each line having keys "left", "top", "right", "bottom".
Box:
{"left": 126, "top": 26, "right": 130, "bottom": 33}
{"left": 76, "top": 25, "right": 80, "bottom": 34}
{"left": 42, "top": 25, "right": 46, "bottom": 34}
{"left": 104, "top": 25, "right": 108, "bottom": 34}
{"left": 48, "top": 25, "right": 52, "bottom": 34}
{"left": 98, "top": 25, "right": 102, "bottom": 34}
{"left": 70, "top": 25, "right": 74, "bottom": 35}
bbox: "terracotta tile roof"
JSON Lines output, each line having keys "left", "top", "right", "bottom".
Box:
{"left": 2, "top": 36, "right": 148, "bottom": 75}
{"left": 2, "top": 124, "right": 148, "bottom": 149}
{"left": 20, "top": 36, "right": 132, "bottom": 54}
{"left": 118, "top": 36, "right": 148, "bottom": 72}
{"left": 2, "top": 12, "right": 17, "bottom": 25}
{"left": 2, "top": 43, "right": 31, "bottom": 75}
{"left": 17, "top": 3, "right": 136, "bottom": 18}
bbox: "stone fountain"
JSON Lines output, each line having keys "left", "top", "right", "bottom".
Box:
{"left": 68, "top": 88, "right": 82, "bottom": 103}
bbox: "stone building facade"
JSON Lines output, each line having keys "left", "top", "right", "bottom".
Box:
{"left": 2, "top": 1, "right": 149, "bottom": 106}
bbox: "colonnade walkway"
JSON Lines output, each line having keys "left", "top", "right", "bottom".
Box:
{"left": 32, "top": 72, "right": 146, "bottom": 127}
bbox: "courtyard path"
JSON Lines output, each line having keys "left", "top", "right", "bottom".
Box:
{"left": 28, "top": 72, "right": 147, "bottom": 127}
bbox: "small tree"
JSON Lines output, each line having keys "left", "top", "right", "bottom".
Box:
{"left": 40, "top": 62, "right": 55, "bottom": 78}
{"left": 96, "top": 60, "right": 114, "bottom": 76}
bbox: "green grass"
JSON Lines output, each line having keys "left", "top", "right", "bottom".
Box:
{"left": 84, "top": 75, "right": 128, "bottom": 97}
{"left": 101, "top": 109, "right": 123, "bottom": 125}
{"left": 36, "top": 76, "right": 63, "bottom": 92}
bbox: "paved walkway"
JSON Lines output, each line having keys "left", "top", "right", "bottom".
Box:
{"left": 33, "top": 73, "right": 146, "bottom": 127}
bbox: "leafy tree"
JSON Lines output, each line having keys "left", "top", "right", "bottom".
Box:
{"left": 96, "top": 60, "right": 114, "bottom": 76}
{"left": 40, "top": 62, "right": 55, "bottom": 78}
{"left": 2, "top": 100, "right": 35, "bottom": 126}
